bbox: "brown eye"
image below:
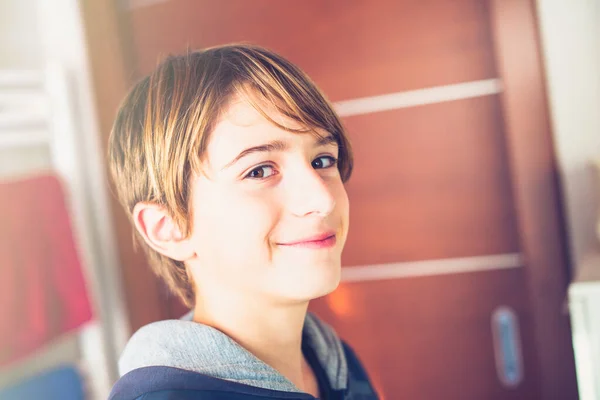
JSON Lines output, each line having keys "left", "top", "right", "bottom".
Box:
{"left": 312, "top": 156, "right": 337, "bottom": 169}
{"left": 246, "top": 165, "right": 276, "bottom": 179}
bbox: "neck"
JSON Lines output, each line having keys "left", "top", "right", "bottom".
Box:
{"left": 192, "top": 286, "right": 314, "bottom": 394}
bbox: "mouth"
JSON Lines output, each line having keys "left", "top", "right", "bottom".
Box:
{"left": 277, "top": 232, "right": 337, "bottom": 249}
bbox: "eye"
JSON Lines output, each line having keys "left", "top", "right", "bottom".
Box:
{"left": 312, "top": 155, "right": 338, "bottom": 169}
{"left": 245, "top": 165, "right": 277, "bottom": 179}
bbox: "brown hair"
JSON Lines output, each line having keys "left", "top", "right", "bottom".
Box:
{"left": 108, "top": 44, "right": 353, "bottom": 308}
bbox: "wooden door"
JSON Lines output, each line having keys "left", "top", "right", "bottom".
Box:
{"left": 81, "top": 0, "right": 578, "bottom": 398}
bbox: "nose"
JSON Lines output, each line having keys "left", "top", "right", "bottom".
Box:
{"left": 284, "top": 164, "right": 336, "bottom": 218}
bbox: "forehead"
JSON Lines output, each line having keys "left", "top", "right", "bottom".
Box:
{"left": 209, "top": 97, "right": 293, "bottom": 149}
{"left": 219, "top": 98, "right": 281, "bottom": 129}
{"left": 217, "top": 94, "right": 302, "bottom": 131}
{"left": 203, "top": 96, "right": 330, "bottom": 163}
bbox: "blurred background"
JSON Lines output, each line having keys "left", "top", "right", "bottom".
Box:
{"left": 1, "top": 0, "right": 599, "bottom": 399}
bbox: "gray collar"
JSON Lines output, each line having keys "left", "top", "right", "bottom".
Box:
{"left": 118, "top": 312, "right": 348, "bottom": 393}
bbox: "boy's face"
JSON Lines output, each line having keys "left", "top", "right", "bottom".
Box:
{"left": 187, "top": 96, "right": 349, "bottom": 304}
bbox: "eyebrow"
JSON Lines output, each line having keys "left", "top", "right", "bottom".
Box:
{"left": 221, "top": 134, "right": 338, "bottom": 170}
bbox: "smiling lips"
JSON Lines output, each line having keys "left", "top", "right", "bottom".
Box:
{"left": 278, "top": 232, "right": 337, "bottom": 249}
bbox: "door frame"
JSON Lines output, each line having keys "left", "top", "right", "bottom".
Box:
{"left": 489, "top": 1, "right": 578, "bottom": 398}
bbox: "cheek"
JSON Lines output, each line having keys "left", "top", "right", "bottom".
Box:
{"left": 192, "top": 186, "right": 280, "bottom": 255}
{"left": 331, "top": 181, "right": 350, "bottom": 246}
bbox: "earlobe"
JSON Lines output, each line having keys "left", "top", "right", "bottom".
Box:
{"left": 132, "top": 202, "right": 195, "bottom": 261}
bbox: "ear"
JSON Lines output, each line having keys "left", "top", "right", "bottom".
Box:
{"left": 132, "top": 202, "right": 195, "bottom": 261}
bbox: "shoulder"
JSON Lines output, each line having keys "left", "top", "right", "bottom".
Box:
{"left": 108, "top": 366, "right": 208, "bottom": 400}
{"left": 108, "top": 366, "right": 315, "bottom": 400}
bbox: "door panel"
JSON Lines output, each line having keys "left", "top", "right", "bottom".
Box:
{"left": 128, "top": 0, "right": 497, "bottom": 100}
{"left": 342, "top": 95, "right": 519, "bottom": 265}
{"left": 310, "top": 268, "right": 538, "bottom": 399}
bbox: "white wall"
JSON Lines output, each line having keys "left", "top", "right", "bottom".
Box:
{"left": 0, "top": 0, "right": 43, "bottom": 69}
{"left": 536, "top": 0, "right": 600, "bottom": 272}
{"left": 0, "top": 0, "right": 130, "bottom": 397}
{"left": 0, "top": 0, "right": 81, "bottom": 390}
{"left": 0, "top": 0, "right": 49, "bottom": 179}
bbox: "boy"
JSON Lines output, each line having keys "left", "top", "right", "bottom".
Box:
{"left": 108, "top": 44, "right": 378, "bottom": 400}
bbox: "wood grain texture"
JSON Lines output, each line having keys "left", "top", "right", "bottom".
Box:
{"left": 342, "top": 95, "right": 519, "bottom": 266}
{"left": 310, "top": 268, "right": 538, "bottom": 400}
{"left": 125, "top": 0, "right": 497, "bottom": 101}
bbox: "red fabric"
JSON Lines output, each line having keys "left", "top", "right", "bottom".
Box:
{"left": 0, "top": 174, "right": 93, "bottom": 366}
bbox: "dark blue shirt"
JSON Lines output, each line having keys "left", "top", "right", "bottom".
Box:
{"left": 109, "top": 341, "right": 378, "bottom": 400}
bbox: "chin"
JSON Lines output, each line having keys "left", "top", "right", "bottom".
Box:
{"left": 285, "top": 261, "right": 342, "bottom": 302}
